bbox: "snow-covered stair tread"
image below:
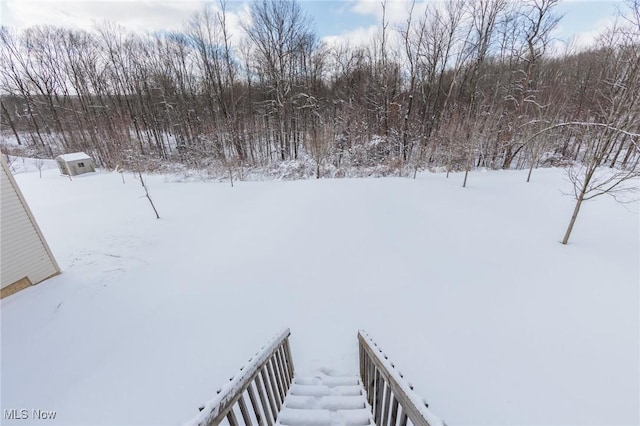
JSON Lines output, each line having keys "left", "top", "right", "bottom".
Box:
{"left": 285, "top": 395, "right": 365, "bottom": 410}
{"left": 276, "top": 374, "right": 374, "bottom": 426}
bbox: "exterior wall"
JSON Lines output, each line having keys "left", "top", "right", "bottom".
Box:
{"left": 56, "top": 158, "right": 70, "bottom": 175}
{"left": 66, "top": 159, "right": 95, "bottom": 176}
{"left": 1, "top": 158, "right": 60, "bottom": 296}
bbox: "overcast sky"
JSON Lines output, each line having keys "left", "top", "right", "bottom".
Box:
{"left": 0, "top": 0, "right": 625, "bottom": 50}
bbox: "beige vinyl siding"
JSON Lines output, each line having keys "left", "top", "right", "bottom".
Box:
{"left": 1, "top": 160, "right": 60, "bottom": 290}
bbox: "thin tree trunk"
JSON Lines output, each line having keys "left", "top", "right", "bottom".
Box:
{"left": 1, "top": 101, "right": 22, "bottom": 145}
{"left": 562, "top": 194, "right": 584, "bottom": 245}
{"left": 138, "top": 171, "right": 160, "bottom": 219}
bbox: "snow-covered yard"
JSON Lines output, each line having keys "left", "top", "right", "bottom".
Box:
{"left": 1, "top": 163, "right": 638, "bottom": 425}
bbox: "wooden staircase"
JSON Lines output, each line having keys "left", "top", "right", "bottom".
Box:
{"left": 276, "top": 374, "right": 373, "bottom": 425}
{"left": 184, "top": 330, "right": 443, "bottom": 426}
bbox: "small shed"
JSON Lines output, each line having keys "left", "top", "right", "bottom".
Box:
{"left": 55, "top": 152, "right": 95, "bottom": 176}
{"left": 1, "top": 157, "right": 60, "bottom": 298}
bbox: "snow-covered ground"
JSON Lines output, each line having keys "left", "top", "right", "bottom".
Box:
{"left": 1, "top": 162, "right": 638, "bottom": 425}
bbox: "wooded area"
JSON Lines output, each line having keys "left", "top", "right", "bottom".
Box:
{"left": 1, "top": 0, "right": 639, "bottom": 179}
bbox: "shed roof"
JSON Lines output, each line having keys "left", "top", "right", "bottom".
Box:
{"left": 56, "top": 152, "right": 92, "bottom": 162}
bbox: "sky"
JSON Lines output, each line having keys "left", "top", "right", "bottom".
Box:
{"left": 0, "top": 0, "right": 629, "bottom": 51}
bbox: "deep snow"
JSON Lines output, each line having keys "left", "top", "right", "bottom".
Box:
{"left": 1, "top": 162, "right": 638, "bottom": 425}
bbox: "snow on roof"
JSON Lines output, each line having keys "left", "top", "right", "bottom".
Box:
{"left": 56, "top": 152, "right": 92, "bottom": 162}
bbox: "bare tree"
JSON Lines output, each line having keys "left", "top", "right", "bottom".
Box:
{"left": 137, "top": 170, "right": 160, "bottom": 219}
{"left": 561, "top": 3, "right": 640, "bottom": 244}
{"left": 35, "top": 158, "right": 44, "bottom": 177}
{"left": 501, "top": 0, "right": 561, "bottom": 169}
{"left": 563, "top": 154, "right": 638, "bottom": 244}
{"left": 242, "top": 0, "right": 315, "bottom": 161}
{"left": 0, "top": 0, "right": 636, "bottom": 189}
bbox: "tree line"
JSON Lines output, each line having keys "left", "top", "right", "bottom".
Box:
{"left": 1, "top": 0, "right": 639, "bottom": 180}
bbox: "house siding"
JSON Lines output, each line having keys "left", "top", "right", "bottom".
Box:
{"left": 1, "top": 159, "right": 60, "bottom": 292}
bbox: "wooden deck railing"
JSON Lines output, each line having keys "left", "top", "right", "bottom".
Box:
{"left": 185, "top": 328, "right": 294, "bottom": 426}
{"left": 358, "top": 330, "right": 444, "bottom": 426}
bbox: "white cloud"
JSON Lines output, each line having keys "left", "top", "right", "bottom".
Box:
{"left": 551, "top": 14, "right": 617, "bottom": 53}
{"left": 349, "top": 0, "right": 431, "bottom": 25}
{"left": 322, "top": 0, "right": 433, "bottom": 52}
{"left": 321, "top": 24, "right": 379, "bottom": 48}
{"left": 2, "top": 1, "right": 191, "bottom": 32}
{"left": 0, "top": 0, "right": 249, "bottom": 41}
{"left": 225, "top": 2, "right": 252, "bottom": 48}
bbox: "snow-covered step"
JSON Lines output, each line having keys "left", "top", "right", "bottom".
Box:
{"left": 276, "top": 374, "right": 374, "bottom": 426}
{"left": 277, "top": 408, "right": 372, "bottom": 426}
{"left": 289, "top": 384, "right": 363, "bottom": 397}
{"left": 289, "top": 384, "right": 333, "bottom": 397}
{"left": 294, "top": 377, "right": 360, "bottom": 387}
{"left": 284, "top": 395, "right": 365, "bottom": 410}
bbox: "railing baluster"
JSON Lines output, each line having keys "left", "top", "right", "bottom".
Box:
{"left": 367, "top": 357, "right": 375, "bottom": 407}
{"left": 363, "top": 343, "right": 370, "bottom": 400}
{"left": 272, "top": 351, "right": 287, "bottom": 398}
{"left": 382, "top": 382, "right": 392, "bottom": 425}
{"left": 257, "top": 370, "right": 276, "bottom": 426}
{"left": 274, "top": 348, "right": 289, "bottom": 395}
{"left": 284, "top": 338, "right": 295, "bottom": 380}
{"left": 260, "top": 366, "right": 279, "bottom": 415}
{"left": 246, "top": 382, "right": 265, "bottom": 426}
{"left": 374, "top": 369, "right": 383, "bottom": 423}
{"left": 364, "top": 355, "right": 370, "bottom": 404}
{"left": 358, "top": 342, "right": 369, "bottom": 392}
{"left": 283, "top": 344, "right": 294, "bottom": 383}
{"left": 362, "top": 356, "right": 367, "bottom": 399}
{"left": 268, "top": 358, "right": 282, "bottom": 405}
{"left": 275, "top": 356, "right": 287, "bottom": 405}
{"left": 359, "top": 341, "right": 365, "bottom": 382}
{"left": 277, "top": 346, "right": 289, "bottom": 387}
{"left": 399, "top": 409, "right": 408, "bottom": 426}
{"left": 266, "top": 359, "right": 282, "bottom": 409}
{"left": 237, "top": 395, "right": 252, "bottom": 425}
{"left": 390, "top": 394, "right": 399, "bottom": 425}
{"left": 226, "top": 407, "right": 239, "bottom": 426}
